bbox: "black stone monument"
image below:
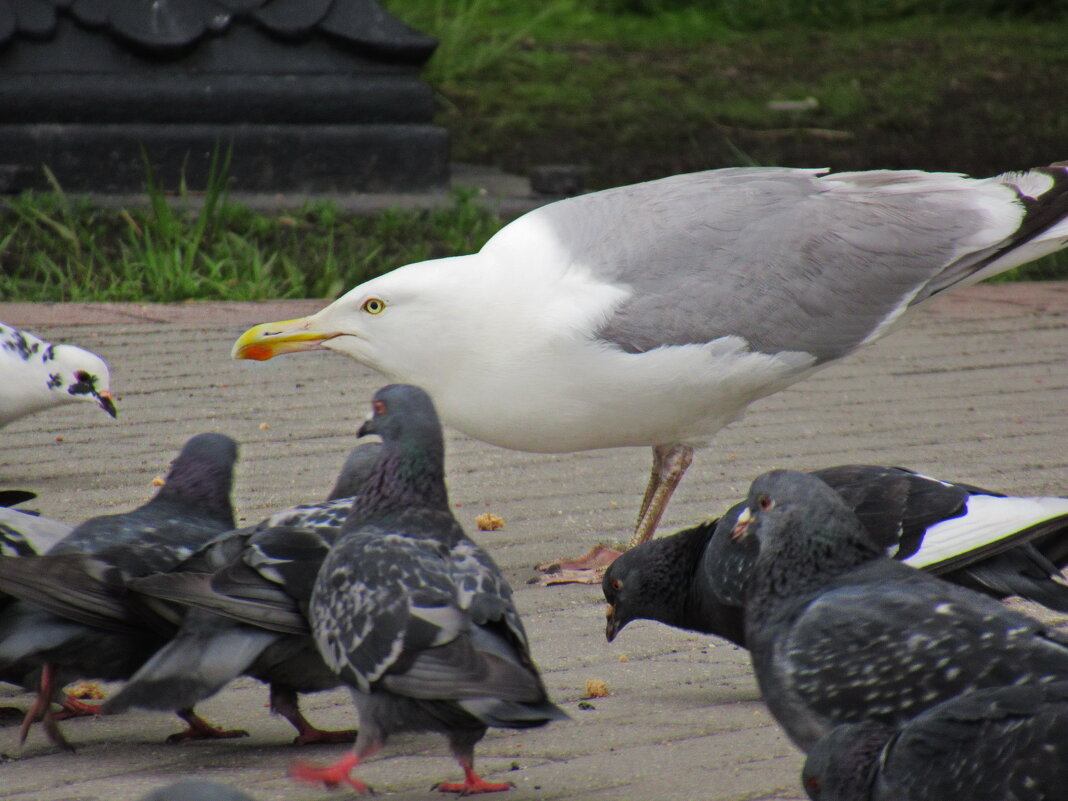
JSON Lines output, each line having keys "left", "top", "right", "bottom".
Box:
{"left": 0, "top": 0, "right": 448, "bottom": 193}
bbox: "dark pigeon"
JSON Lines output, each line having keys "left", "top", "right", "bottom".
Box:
{"left": 604, "top": 465, "right": 1068, "bottom": 647}
{"left": 139, "top": 778, "right": 257, "bottom": 801}
{"left": 729, "top": 469, "right": 1068, "bottom": 751}
{"left": 0, "top": 433, "right": 239, "bottom": 750}
{"left": 111, "top": 441, "right": 383, "bottom": 744}
{"left": 802, "top": 681, "right": 1068, "bottom": 801}
{"left": 292, "top": 384, "right": 567, "bottom": 794}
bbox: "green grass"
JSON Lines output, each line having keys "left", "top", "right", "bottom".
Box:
{"left": 1, "top": 0, "right": 1066, "bottom": 301}
{"left": 0, "top": 170, "right": 504, "bottom": 302}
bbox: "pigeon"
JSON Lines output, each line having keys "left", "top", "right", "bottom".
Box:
{"left": 0, "top": 494, "right": 73, "bottom": 557}
{"left": 1, "top": 322, "right": 117, "bottom": 427}
{"left": 729, "top": 469, "right": 1068, "bottom": 751}
{"left": 801, "top": 681, "right": 1068, "bottom": 801}
{"left": 603, "top": 465, "right": 1068, "bottom": 645}
{"left": 139, "top": 779, "right": 258, "bottom": 801}
{"left": 292, "top": 384, "right": 567, "bottom": 794}
{"left": 0, "top": 432, "right": 239, "bottom": 750}
{"left": 110, "top": 441, "right": 382, "bottom": 744}
{"left": 231, "top": 165, "right": 1068, "bottom": 582}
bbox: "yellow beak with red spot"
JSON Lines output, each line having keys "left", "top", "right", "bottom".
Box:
{"left": 231, "top": 317, "right": 341, "bottom": 361}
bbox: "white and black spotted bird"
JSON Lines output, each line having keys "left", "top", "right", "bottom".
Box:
{"left": 802, "top": 681, "right": 1068, "bottom": 801}
{"left": 292, "top": 384, "right": 566, "bottom": 794}
{"left": 604, "top": 465, "right": 1068, "bottom": 646}
{"left": 0, "top": 433, "right": 239, "bottom": 750}
{"left": 232, "top": 165, "right": 1068, "bottom": 581}
{"left": 727, "top": 469, "right": 1068, "bottom": 752}
{"left": 111, "top": 441, "right": 383, "bottom": 744}
{"left": 1, "top": 322, "right": 116, "bottom": 428}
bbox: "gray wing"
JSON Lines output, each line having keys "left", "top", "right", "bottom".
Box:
{"left": 780, "top": 568, "right": 1068, "bottom": 731}
{"left": 311, "top": 530, "right": 463, "bottom": 692}
{"left": 874, "top": 682, "right": 1068, "bottom": 801}
{"left": 514, "top": 168, "right": 1026, "bottom": 361}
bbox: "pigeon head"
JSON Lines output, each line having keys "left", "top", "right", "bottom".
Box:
{"left": 50, "top": 344, "right": 117, "bottom": 418}
{"left": 153, "top": 433, "right": 239, "bottom": 526}
{"left": 343, "top": 384, "right": 449, "bottom": 525}
{"left": 603, "top": 520, "right": 719, "bottom": 642}
{"left": 731, "top": 470, "right": 879, "bottom": 561}
{"left": 802, "top": 720, "right": 888, "bottom": 801}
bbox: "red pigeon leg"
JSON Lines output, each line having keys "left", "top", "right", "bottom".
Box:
{"left": 54, "top": 694, "right": 103, "bottom": 720}
{"left": 290, "top": 750, "right": 370, "bottom": 792}
{"left": 270, "top": 685, "right": 357, "bottom": 745}
{"left": 165, "top": 708, "right": 249, "bottom": 743}
{"left": 19, "top": 664, "right": 75, "bottom": 751}
{"left": 434, "top": 757, "right": 514, "bottom": 795}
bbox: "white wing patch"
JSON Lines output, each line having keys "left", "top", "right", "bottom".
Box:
{"left": 904, "top": 495, "right": 1068, "bottom": 570}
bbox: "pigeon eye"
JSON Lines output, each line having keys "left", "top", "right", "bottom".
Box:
{"left": 758, "top": 494, "right": 774, "bottom": 511}
{"left": 610, "top": 578, "right": 622, "bottom": 592}
{"left": 372, "top": 400, "right": 388, "bottom": 416}
{"left": 361, "top": 297, "right": 386, "bottom": 315}
{"left": 806, "top": 775, "right": 821, "bottom": 795}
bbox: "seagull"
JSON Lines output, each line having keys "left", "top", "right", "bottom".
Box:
{"left": 292, "top": 385, "right": 567, "bottom": 794}
{"left": 802, "top": 682, "right": 1068, "bottom": 801}
{"left": 231, "top": 165, "right": 1068, "bottom": 582}
{"left": 1, "top": 322, "right": 117, "bottom": 427}
{"left": 603, "top": 465, "right": 1068, "bottom": 645}
{"left": 729, "top": 469, "right": 1068, "bottom": 752}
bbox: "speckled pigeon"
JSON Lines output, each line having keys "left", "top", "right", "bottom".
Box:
{"left": 802, "top": 681, "right": 1068, "bottom": 801}
{"left": 730, "top": 469, "right": 1068, "bottom": 751}
{"left": 0, "top": 322, "right": 116, "bottom": 427}
{"left": 112, "top": 441, "right": 383, "bottom": 744}
{"left": 0, "top": 433, "right": 239, "bottom": 750}
{"left": 604, "top": 465, "right": 1068, "bottom": 647}
{"left": 292, "top": 384, "right": 567, "bottom": 794}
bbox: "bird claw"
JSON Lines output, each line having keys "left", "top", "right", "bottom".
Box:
{"left": 535, "top": 544, "right": 622, "bottom": 583}
{"left": 432, "top": 779, "right": 515, "bottom": 795}
{"left": 165, "top": 726, "right": 249, "bottom": 744}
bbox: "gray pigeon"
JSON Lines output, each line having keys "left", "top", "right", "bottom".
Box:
{"left": 0, "top": 322, "right": 117, "bottom": 427}
{"left": 604, "top": 465, "right": 1068, "bottom": 646}
{"left": 139, "top": 778, "right": 257, "bottom": 801}
{"left": 0, "top": 492, "right": 73, "bottom": 557}
{"left": 110, "top": 441, "right": 383, "bottom": 744}
{"left": 731, "top": 469, "right": 1068, "bottom": 751}
{"left": 802, "top": 682, "right": 1068, "bottom": 801}
{"left": 0, "top": 433, "right": 239, "bottom": 750}
{"left": 293, "top": 384, "right": 567, "bottom": 794}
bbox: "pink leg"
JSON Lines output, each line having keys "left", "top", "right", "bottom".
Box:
{"left": 54, "top": 694, "right": 103, "bottom": 720}
{"left": 19, "top": 664, "right": 75, "bottom": 751}
{"left": 166, "top": 708, "right": 249, "bottom": 743}
{"left": 290, "top": 750, "right": 370, "bottom": 792}
{"left": 434, "top": 758, "right": 514, "bottom": 795}
{"left": 537, "top": 443, "right": 694, "bottom": 584}
{"left": 270, "top": 685, "right": 357, "bottom": 745}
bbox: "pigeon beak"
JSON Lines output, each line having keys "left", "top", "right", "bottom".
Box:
{"left": 231, "top": 317, "right": 341, "bottom": 361}
{"left": 96, "top": 390, "right": 118, "bottom": 418}
{"left": 605, "top": 603, "right": 621, "bottom": 642}
{"left": 731, "top": 507, "right": 753, "bottom": 541}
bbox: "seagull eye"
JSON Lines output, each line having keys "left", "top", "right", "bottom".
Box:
{"left": 361, "top": 297, "right": 386, "bottom": 315}
{"left": 75, "top": 370, "right": 92, "bottom": 383}
{"left": 758, "top": 494, "right": 774, "bottom": 511}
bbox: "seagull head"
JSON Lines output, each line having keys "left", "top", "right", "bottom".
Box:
{"left": 231, "top": 258, "right": 477, "bottom": 386}
{"left": 52, "top": 344, "right": 117, "bottom": 418}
